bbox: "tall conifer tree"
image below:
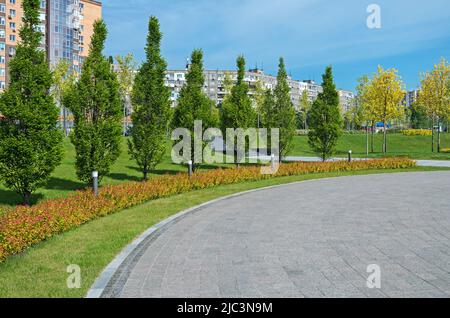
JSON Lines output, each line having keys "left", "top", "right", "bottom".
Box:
{"left": 66, "top": 20, "right": 122, "bottom": 184}
{"left": 308, "top": 66, "right": 343, "bottom": 161}
{"left": 128, "top": 17, "right": 172, "bottom": 180}
{"left": 0, "top": 0, "right": 63, "bottom": 205}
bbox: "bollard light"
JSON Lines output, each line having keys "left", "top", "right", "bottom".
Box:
{"left": 271, "top": 154, "right": 276, "bottom": 171}
{"left": 188, "top": 160, "right": 193, "bottom": 177}
{"left": 348, "top": 150, "right": 353, "bottom": 163}
{"left": 92, "top": 171, "right": 99, "bottom": 196}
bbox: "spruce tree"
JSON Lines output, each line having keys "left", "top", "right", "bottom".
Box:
{"left": 128, "top": 17, "right": 172, "bottom": 180}
{"left": 221, "top": 55, "right": 256, "bottom": 164}
{"left": 308, "top": 66, "right": 343, "bottom": 161}
{"left": 65, "top": 20, "right": 122, "bottom": 184}
{"left": 273, "top": 57, "right": 297, "bottom": 157}
{"left": 172, "top": 49, "right": 219, "bottom": 171}
{"left": 0, "top": 0, "right": 63, "bottom": 205}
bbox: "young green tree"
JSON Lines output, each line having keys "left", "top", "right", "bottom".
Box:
{"left": 409, "top": 102, "right": 429, "bottom": 129}
{"left": 273, "top": 57, "right": 297, "bottom": 157}
{"left": 128, "top": 17, "right": 172, "bottom": 180}
{"left": 417, "top": 58, "right": 450, "bottom": 152}
{"left": 52, "top": 59, "right": 77, "bottom": 137}
{"left": 221, "top": 55, "right": 256, "bottom": 165}
{"left": 299, "top": 89, "right": 311, "bottom": 129}
{"left": 308, "top": 66, "right": 342, "bottom": 161}
{"left": 0, "top": 0, "right": 63, "bottom": 205}
{"left": 356, "top": 75, "right": 376, "bottom": 153}
{"left": 65, "top": 20, "right": 122, "bottom": 185}
{"left": 116, "top": 53, "right": 137, "bottom": 136}
{"left": 364, "top": 66, "right": 405, "bottom": 154}
{"left": 251, "top": 79, "right": 266, "bottom": 128}
{"left": 172, "top": 49, "right": 219, "bottom": 171}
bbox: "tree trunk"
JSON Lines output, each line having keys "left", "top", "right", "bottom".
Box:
{"left": 383, "top": 120, "right": 387, "bottom": 154}
{"left": 63, "top": 107, "right": 68, "bottom": 137}
{"left": 143, "top": 166, "right": 148, "bottom": 181}
{"left": 371, "top": 122, "right": 375, "bottom": 153}
{"left": 22, "top": 191, "right": 31, "bottom": 206}
{"left": 438, "top": 120, "right": 441, "bottom": 153}
{"left": 366, "top": 125, "right": 369, "bottom": 157}
{"left": 431, "top": 118, "right": 435, "bottom": 153}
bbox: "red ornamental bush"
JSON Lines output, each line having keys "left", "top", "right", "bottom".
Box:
{"left": 0, "top": 158, "right": 415, "bottom": 261}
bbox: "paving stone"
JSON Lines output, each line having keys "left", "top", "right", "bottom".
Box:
{"left": 105, "top": 172, "right": 450, "bottom": 298}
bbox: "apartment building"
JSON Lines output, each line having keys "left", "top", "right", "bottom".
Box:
{"left": 338, "top": 89, "right": 356, "bottom": 114}
{"left": 165, "top": 67, "right": 328, "bottom": 112}
{"left": 0, "top": 0, "right": 102, "bottom": 91}
{"left": 403, "top": 89, "right": 419, "bottom": 108}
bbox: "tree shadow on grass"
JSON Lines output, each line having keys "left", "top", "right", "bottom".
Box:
{"left": 44, "top": 177, "right": 86, "bottom": 192}
{"left": 107, "top": 173, "right": 142, "bottom": 182}
{"left": 0, "top": 189, "right": 44, "bottom": 207}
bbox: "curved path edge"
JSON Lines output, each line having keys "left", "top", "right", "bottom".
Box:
{"left": 85, "top": 171, "right": 433, "bottom": 298}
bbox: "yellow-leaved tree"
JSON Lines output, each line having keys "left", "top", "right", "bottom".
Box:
{"left": 417, "top": 58, "right": 450, "bottom": 153}
{"left": 364, "top": 66, "right": 405, "bottom": 153}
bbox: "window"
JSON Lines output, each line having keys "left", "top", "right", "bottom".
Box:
{"left": 0, "top": 68, "right": 5, "bottom": 77}
{"left": 0, "top": 43, "right": 5, "bottom": 51}
{"left": 0, "top": 4, "right": 5, "bottom": 13}
{"left": 9, "top": 9, "right": 16, "bottom": 17}
{"left": 8, "top": 46, "right": 15, "bottom": 56}
{"left": 0, "top": 55, "right": 5, "bottom": 64}
{"left": 10, "top": 22, "right": 16, "bottom": 30}
{"left": 9, "top": 35, "right": 15, "bottom": 42}
{"left": 0, "top": 17, "right": 5, "bottom": 26}
{"left": 0, "top": 31, "right": 5, "bottom": 39}
{"left": 0, "top": 81, "right": 5, "bottom": 89}
{"left": 10, "top": 0, "right": 16, "bottom": 4}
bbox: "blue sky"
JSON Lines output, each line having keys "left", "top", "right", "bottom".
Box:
{"left": 103, "top": 0, "right": 450, "bottom": 91}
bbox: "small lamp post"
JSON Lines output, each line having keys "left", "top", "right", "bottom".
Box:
{"left": 92, "top": 171, "right": 99, "bottom": 196}
{"left": 271, "top": 154, "right": 276, "bottom": 171}
{"left": 188, "top": 160, "right": 193, "bottom": 178}
{"left": 348, "top": 150, "right": 353, "bottom": 163}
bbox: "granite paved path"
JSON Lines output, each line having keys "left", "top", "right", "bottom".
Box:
{"left": 114, "top": 172, "right": 450, "bottom": 298}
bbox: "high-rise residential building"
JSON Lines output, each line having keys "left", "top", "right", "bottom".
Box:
{"left": 0, "top": 0, "right": 102, "bottom": 92}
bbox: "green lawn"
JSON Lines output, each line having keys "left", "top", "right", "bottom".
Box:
{"left": 291, "top": 133, "right": 450, "bottom": 160}
{"left": 0, "top": 166, "right": 446, "bottom": 298}
{"left": 0, "top": 138, "right": 224, "bottom": 206}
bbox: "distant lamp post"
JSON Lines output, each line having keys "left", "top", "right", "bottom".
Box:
{"left": 348, "top": 150, "right": 353, "bottom": 163}
{"left": 92, "top": 171, "right": 99, "bottom": 196}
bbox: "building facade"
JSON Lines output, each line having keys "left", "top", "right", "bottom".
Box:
{"left": 403, "top": 89, "right": 419, "bottom": 108}
{"left": 165, "top": 67, "right": 333, "bottom": 112}
{"left": 338, "top": 89, "right": 356, "bottom": 114}
{"left": 0, "top": 0, "right": 102, "bottom": 91}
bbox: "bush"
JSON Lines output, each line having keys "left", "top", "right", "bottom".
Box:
{"left": 402, "top": 129, "right": 432, "bottom": 136}
{"left": 441, "top": 148, "right": 450, "bottom": 153}
{"left": 0, "top": 158, "right": 416, "bottom": 262}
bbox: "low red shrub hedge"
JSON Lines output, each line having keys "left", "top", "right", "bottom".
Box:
{"left": 0, "top": 158, "right": 415, "bottom": 261}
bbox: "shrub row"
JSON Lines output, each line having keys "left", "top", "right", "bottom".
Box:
{"left": 402, "top": 129, "right": 433, "bottom": 136}
{"left": 0, "top": 158, "right": 416, "bottom": 262}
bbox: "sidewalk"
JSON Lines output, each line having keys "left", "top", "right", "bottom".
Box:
{"left": 253, "top": 154, "right": 450, "bottom": 168}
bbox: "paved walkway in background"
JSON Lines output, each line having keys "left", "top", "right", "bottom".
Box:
{"left": 248, "top": 154, "right": 450, "bottom": 168}
{"left": 284, "top": 156, "right": 450, "bottom": 168}
{"left": 110, "top": 172, "right": 450, "bottom": 298}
